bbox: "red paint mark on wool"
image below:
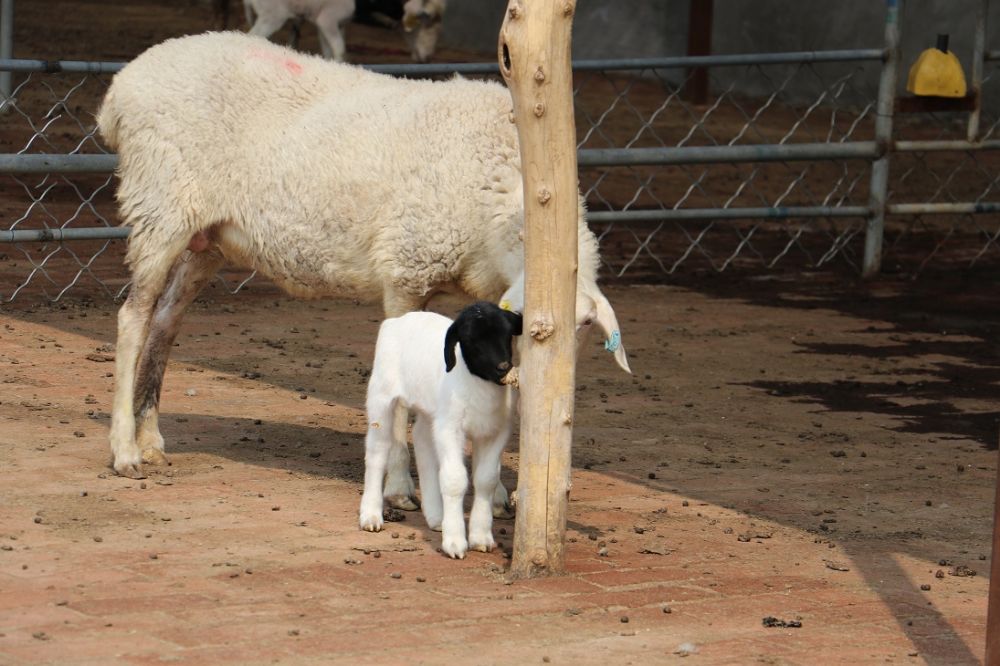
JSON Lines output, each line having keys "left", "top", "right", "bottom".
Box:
{"left": 246, "top": 48, "right": 303, "bottom": 76}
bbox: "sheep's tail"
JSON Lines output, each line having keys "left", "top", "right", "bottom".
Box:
{"left": 95, "top": 82, "right": 123, "bottom": 153}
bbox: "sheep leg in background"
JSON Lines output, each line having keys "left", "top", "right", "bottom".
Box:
{"left": 468, "top": 434, "right": 508, "bottom": 552}
{"left": 313, "top": 2, "right": 353, "bottom": 61}
{"left": 411, "top": 414, "right": 442, "bottom": 530}
{"left": 382, "top": 403, "right": 419, "bottom": 510}
{"left": 434, "top": 423, "right": 469, "bottom": 559}
{"left": 133, "top": 250, "right": 225, "bottom": 467}
{"left": 359, "top": 398, "right": 398, "bottom": 532}
{"left": 492, "top": 461, "right": 514, "bottom": 519}
{"left": 247, "top": 3, "right": 290, "bottom": 40}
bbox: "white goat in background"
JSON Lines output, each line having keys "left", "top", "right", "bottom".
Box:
{"left": 244, "top": 0, "right": 446, "bottom": 62}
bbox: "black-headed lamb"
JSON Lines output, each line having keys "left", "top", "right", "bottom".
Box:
{"left": 359, "top": 302, "right": 520, "bottom": 558}
{"left": 96, "top": 31, "right": 629, "bottom": 488}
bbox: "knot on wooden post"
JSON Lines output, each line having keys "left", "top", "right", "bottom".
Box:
{"left": 508, "top": 110, "right": 516, "bottom": 124}
{"left": 534, "top": 67, "right": 546, "bottom": 83}
{"left": 537, "top": 188, "right": 551, "bottom": 205}
{"left": 533, "top": 102, "right": 545, "bottom": 117}
{"left": 531, "top": 551, "right": 548, "bottom": 567}
{"left": 562, "top": 1, "right": 576, "bottom": 17}
{"left": 508, "top": 2, "right": 522, "bottom": 19}
{"left": 529, "top": 319, "right": 554, "bottom": 341}
{"left": 561, "top": 411, "right": 572, "bottom": 425}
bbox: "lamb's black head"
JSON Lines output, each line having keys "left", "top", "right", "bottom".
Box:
{"left": 444, "top": 301, "right": 523, "bottom": 385}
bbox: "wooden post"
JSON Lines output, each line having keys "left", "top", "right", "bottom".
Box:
{"left": 498, "top": 0, "right": 579, "bottom": 579}
{"left": 685, "top": 0, "right": 714, "bottom": 105}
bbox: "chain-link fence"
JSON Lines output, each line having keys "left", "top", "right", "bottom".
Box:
{"left": 3, "top": 0, "right": 1000, "bottom": 303}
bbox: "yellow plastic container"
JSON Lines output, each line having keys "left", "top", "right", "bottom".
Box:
{"left": 906, "top": 34, "right": 968, "bottom": 98}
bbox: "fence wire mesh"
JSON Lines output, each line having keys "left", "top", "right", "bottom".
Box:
{"left": 2, "top": 49, "right": 1000, "bottom": 303}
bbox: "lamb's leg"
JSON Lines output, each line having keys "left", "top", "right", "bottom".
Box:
{"left": 412, "top": 414, "right": 442, "bottom": 530}
{"left": 381, "top": 288, "right": 425, "bottom": 511}
{"left": 382, "top": 404, "right": 419, "bottom": 511}
{"left": 468, "top": 434, "right": 508, "bottom": 553}
{"left": 359, "top": 399, "right": 397, "bottom": 532}
{"left": 314, "top": 2, "right": 353, "bottom": 61}
{"left": 434, "top": 423, "right": 469, "bottom": 559}
{"left": 133, "top": 251, "right": 224, "bottom": 466}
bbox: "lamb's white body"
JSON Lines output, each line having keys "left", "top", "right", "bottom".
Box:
{"left": 359, "top": 312, "right": 515, "bottom": 558}
{"left": 97, "top": 32, "right": 627, "bottom": 483}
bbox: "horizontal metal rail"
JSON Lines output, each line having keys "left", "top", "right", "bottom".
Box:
{"left": 7, "top": 138, "right": 1000, "bottom": 176}
{"left": 0, "top": 153, "right": 117, "bottom": 173}
{"left": 6, "top": 200, "right": 998, "bottom": 243}
{"left": 1, "top": 226, "right": 129, "bottom": 242}
{"left": 587, "top": 206, "right": 870, "bottom": 222}
{"left": 887, "top": 202, "right": 1000, "bottom": 215}
{"left": 0, "top": 48, "right": 886, "bottom": 77}
{"left": 578, "top": 142, "right": 880, "bottom": 166}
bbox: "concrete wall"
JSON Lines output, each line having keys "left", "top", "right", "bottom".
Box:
{"left": 441, "top": 1, "right": 999, "bottom": 106}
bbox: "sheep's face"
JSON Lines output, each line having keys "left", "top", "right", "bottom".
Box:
{"left": 402, "top": 0, "right": 445, "bottom": 62}
{"left": 444, "top": 302, "right": 523, "bottom": 385}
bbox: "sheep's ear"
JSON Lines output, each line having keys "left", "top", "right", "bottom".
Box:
{"left": 443, "top": 320, "right": 460, "bottom": 373}
{"left": 503, "top": 310, "right": 523, "bottom": 336}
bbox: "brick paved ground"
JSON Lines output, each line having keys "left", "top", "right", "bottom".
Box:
{"left": 0, "top": 281, "right": 993, "bottom": 665}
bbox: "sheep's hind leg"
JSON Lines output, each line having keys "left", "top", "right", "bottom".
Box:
{"left": 133, "top": 251, "right": 224, "bottom": 467}
{"left": 492, "top": 471, "right": 515, "bottom": 520}
{"left": 109, "top": 234, "right": 195, "bottom": 479}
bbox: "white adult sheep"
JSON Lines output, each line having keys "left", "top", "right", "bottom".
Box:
{"left": 244, "top": 0, "right": 446, "bottom": 62}
{"left": 360, "top": 302, "right": 521, "bottom": 558}
{"left": 96, "top": 31, "right": 630, "bottom": 488}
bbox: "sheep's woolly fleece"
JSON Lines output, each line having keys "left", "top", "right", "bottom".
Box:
{"left": 97, "top": 31, "right": 601, "bottom": 308}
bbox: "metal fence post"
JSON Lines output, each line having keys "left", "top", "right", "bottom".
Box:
{"left": 863, "top": 0, "right": 901, "bottom": 279}
{"left": 0, "top": 0, "right": 13, "bottom": 111}
{"left": 969, "top": 0, "right": 988, "bottom": 142}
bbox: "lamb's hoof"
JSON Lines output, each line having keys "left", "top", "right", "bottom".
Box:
{"left": 359, "top": 518, "right": 384, "bottom": 533}
{"left": 468, "top": 537, "right": 495, "bottom": 553}
{"left": 114, "top": 462, "right": 146, "bottom": 479}
{"left": 385, "top": 494, "right": 420, "bottom": 511}
{"left": 141, "top": 448, "right": 169, "bottom": 466}
{"left": 441, "top": 535, "right": 468, "bottom": 559}
{"left": 492, "top": 502, "right": 515, "bottom": 520}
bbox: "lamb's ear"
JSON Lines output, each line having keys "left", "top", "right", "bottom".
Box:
{"left": 503, "top": 310, "right": 523, "bottom": 336}
{"left": 588, "top": 286, "right": 632, "bottom": 374}
{"left": 443, "top": 320, "right": 460, "bottom": 373}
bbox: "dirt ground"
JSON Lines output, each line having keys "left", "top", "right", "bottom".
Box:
{"left": 1, "top": 1, "right": 998, "bottom": 664}
{"left": 0, "top": 272, "right": 997, "bottom": 665}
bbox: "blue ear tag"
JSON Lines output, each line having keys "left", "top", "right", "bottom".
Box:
{"left": 604, "top": 330, "right": 621, "bottom": 353}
